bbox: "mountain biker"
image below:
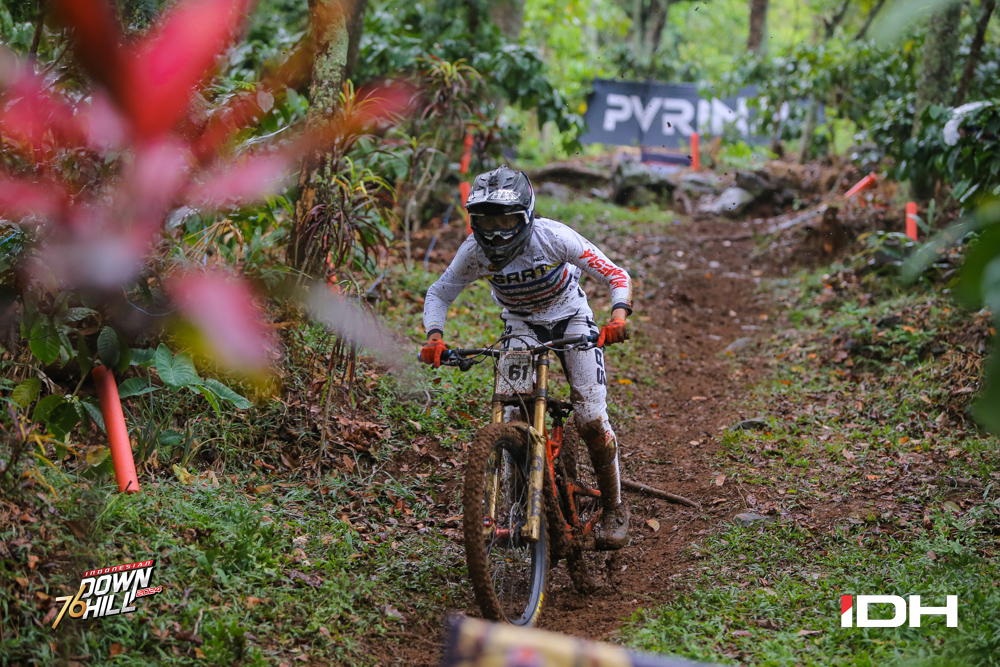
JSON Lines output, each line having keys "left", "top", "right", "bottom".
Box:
{"left": 419, "top": 165, "right": 633, "bottom": 550}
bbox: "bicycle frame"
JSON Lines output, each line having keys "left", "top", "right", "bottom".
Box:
{"left": 480, "top": 338, "right": 602, "bottom": 547}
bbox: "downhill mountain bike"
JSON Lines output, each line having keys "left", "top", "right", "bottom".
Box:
{"left": 436, "top": 333, "right": 614, "bottom": 626}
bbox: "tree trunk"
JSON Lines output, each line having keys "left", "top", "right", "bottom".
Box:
{"left": 344, "top": 0, "right": 368, "bottom": 81}
{"left": 289, "top": 0, "right": 350, "bottom": 276}
{"left": 797, "top": 97, "right": 820, "bottom": 164}
{"left": 646, "top": 0, "right": 669, "bottom": 62}
{"left": 747, "top": 0, "right": 769, "bottom": 53}
{"left": 823, "top": 0, "right": 850, "bottom": 39}
{"left": 914, "top": 0, "right": 963, "bottom": 130}
{"left": 953, "top": 0, "right": 996, "bottom": 106}
{"left": 855, "top": 0, "right": 886, "bottom": 40}
{"left": 488, "top": 0, "right": 525, "bottom": 40}
{"left": 911, "top": 0, "right": 963, "bottom": 199}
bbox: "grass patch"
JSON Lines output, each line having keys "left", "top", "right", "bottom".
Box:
{"left": 621, "top": 265, "right": 1000, "bottom": 666}
{"left": 621, "top": 507, "right": 1000, "bottom": 666}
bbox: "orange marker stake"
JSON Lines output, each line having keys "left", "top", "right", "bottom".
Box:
{"left": 690, "top": 132, "right": 700, "bottom": 171}
{"left": 845, "top": 172, "right": 878, "bottom": 199}
{"left": 458, "top": 133, "right": 474, "bottom": 235}
{"left": 459, "top": 181, "right": 472, "bottom": 235}
{"left": 906, "top": 202, "right": 918, "bottom": 242}
{"left": 459, "top": 133, "right": 473, "bottom": 174}
{"left": 92, "top": 366, "right": 139, "bottom": 493}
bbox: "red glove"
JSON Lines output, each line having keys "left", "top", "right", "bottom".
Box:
{"left": 597, "top": 319, "right": 630, "bottom": 348}
{"left": 420, "top": 338, "right": 449, "bottom": 368}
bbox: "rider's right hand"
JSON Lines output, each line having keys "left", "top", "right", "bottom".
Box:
{"left": 420, "top": 338, "right": 449, "bottom": 368}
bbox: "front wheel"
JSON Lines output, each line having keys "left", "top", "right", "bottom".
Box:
{"left": 463, "top": 423, "right": 548, "bottom": 625}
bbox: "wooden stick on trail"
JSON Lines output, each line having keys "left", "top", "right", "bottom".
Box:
{"left": 622, "top": 478, "right": 700, "bottom": 509}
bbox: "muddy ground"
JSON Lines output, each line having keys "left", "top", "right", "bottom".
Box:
{"left": 372, "top": 210, "right": 780, "bottom": 665}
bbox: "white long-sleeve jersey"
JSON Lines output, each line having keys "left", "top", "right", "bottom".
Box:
{"left": 423, "top": 217, "right": 633, "bottom": 335}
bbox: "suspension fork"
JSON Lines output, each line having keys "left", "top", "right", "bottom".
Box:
{"left": 521, "top": 351, "right": 549, "bottom": 542}
{"left": 483, "top": 400, "right": 504, "bottom": 534}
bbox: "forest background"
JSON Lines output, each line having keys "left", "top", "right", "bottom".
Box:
{"left": 2, "top": 0, "right": 1000, "bottom": 665}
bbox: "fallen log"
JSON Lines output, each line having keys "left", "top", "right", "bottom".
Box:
{"left": 622, "top": 478, "right": 700, "bottom": 508}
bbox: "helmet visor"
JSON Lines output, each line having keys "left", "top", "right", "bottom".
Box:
{"left": 470, "top": 212, "right": 527, "bottom": 237}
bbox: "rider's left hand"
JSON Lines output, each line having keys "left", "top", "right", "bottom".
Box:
{"left": 597, "top": 318, "right": 630, "bottom": 347}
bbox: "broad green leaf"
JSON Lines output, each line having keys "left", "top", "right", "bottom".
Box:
{"left": 155, "top": 344, "right": 176, "bottom": 387}
{"left": 115, "top": 342, "right": 131, "bottom": 375}
{"left": 80, "top": 398, "right": 106, "bottom": 433}
{"left": 12, "top": 378, "right": 41, "bottom": 408}
{"left": 47, "top": 403, "right": 81, "bottom": 440}
{"left": 34, "top": 394, "right": 65, "bottom": 423}
{"left": 58, "top": 307, "right": 98, "bottom": 323}
{"left": 973, "top": 351, "right": 1000, "bottom": 433}
{"left": 204, "top": 379, "right": 252, "bottom": 409}
{"left": 198, "top": 386, "right": 222, "bottom": 419}
{"left": 29, "top": 318, "right": 61, "bottom": 365}
{"left": 130, "top": 348, "right": 157, "bottom": 367}
{"left": 171, "top": 353, "right": 203, "bottom": 388}
{"left": 97, "top": 326, "right": 120, "bottom": 367}
{"left": 956, "top": 224, "right": 1000, "bottom": 308}
{"left": 117, "top": 377, "right": 157, "bottom": 399}
{"left": 77, "top": 336, "right": 93, "bottom": 376}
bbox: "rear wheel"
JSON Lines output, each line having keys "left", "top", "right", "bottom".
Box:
{"left": 463, "top": 423, "right": 548, "bottom": 625}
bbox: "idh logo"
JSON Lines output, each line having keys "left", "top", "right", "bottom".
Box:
{"left": 841, "top": 595, "right": 958, "bottom": 628}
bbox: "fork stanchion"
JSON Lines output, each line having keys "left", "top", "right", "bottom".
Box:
{"left": 92, "top": 365, "right": 140, "bottom": 493}
{"left": 690, "top": 132, "right": 700, "bottom": 171}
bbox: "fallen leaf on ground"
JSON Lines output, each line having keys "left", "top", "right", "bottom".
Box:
{"left": 646, "top": 519, "right": 660, "bottom": 532}
{"left": 797, "top": 629, "right": 822, "bottom": 636}
{"left": 110, "top": 644, "right": 124, "bottom": 656}
{"left": 714, "top": 473, "right": 726, "bottom": 486}
{"left": 731, "top": 630, "right": 752, "bottom": 636}
{"left": 381, "top": 604, "right": 405, "bottom": 622}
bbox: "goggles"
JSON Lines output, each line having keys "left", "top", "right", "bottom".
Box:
{"left": 469, "top": 211, "right": 528, "bottom": 240}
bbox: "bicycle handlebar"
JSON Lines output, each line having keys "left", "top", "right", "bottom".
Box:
{"left": 416, "top": 333, "right": 600, "bottom": 371}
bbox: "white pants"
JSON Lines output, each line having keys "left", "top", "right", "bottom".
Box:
{"left": 500, "top": 314, "right": 622, "bottom": 506}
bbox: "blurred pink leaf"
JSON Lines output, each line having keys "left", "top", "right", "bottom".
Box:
{"left": 168, "top": 269, "right": 277, "bottom": 373}
{"left": 123, "top": 0, "right": 253, "bottom": 139}
{"left": 0, "top": 64, "right": 86, "bottom": 154}
{"left": 307, "top": 287, "right": 403, "bottom": 366}
{"left": 114, "top": 141, "right": 192, "bottom": 238}
{"left": 81, "top": 93, "right": 128, "bottom": 150}
{"left": 186, "top": 152, "right": 292, "bottom": 208}
{"left": 0, "top": 177, "right": 68, "bottom": 221}
{"left": 48, "top": 0, "right": 125, "bottom": 102}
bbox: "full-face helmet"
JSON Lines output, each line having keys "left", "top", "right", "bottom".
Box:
{"left": 465, "top": 166, "right": 535, "bottom": 268}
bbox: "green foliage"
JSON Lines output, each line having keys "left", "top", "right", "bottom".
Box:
{"left": 359, "top": 0, "right": 582, "bottom": 144}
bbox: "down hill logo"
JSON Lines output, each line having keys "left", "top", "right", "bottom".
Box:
{"left": 52, "top": 560, "right": 161, "bottom": 629}
{"left": 840, "top": 594, "right": 958, "bottom": 628}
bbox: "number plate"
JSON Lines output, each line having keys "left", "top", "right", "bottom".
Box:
{"left": 495, "top": 351, "right": 534, "bottom": 395}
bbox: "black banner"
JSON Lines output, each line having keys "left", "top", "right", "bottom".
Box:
{"left": 581, "top": 79, "right": 761, "bottom": 148}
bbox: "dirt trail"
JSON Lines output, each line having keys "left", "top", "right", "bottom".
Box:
{"left": 539, "top": 215, "right": 773, "bottom": 640}
{"left": 381, "top": 213, "right": 776, "bottom": 665}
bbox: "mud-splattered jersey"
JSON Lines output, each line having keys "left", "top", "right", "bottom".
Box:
{"left": 423, "top": 217, "right": 633, "bottom": 335}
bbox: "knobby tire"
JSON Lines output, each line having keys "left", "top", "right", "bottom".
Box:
{"left": 462, "top": 423, "right": 548, "bottom": 626}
